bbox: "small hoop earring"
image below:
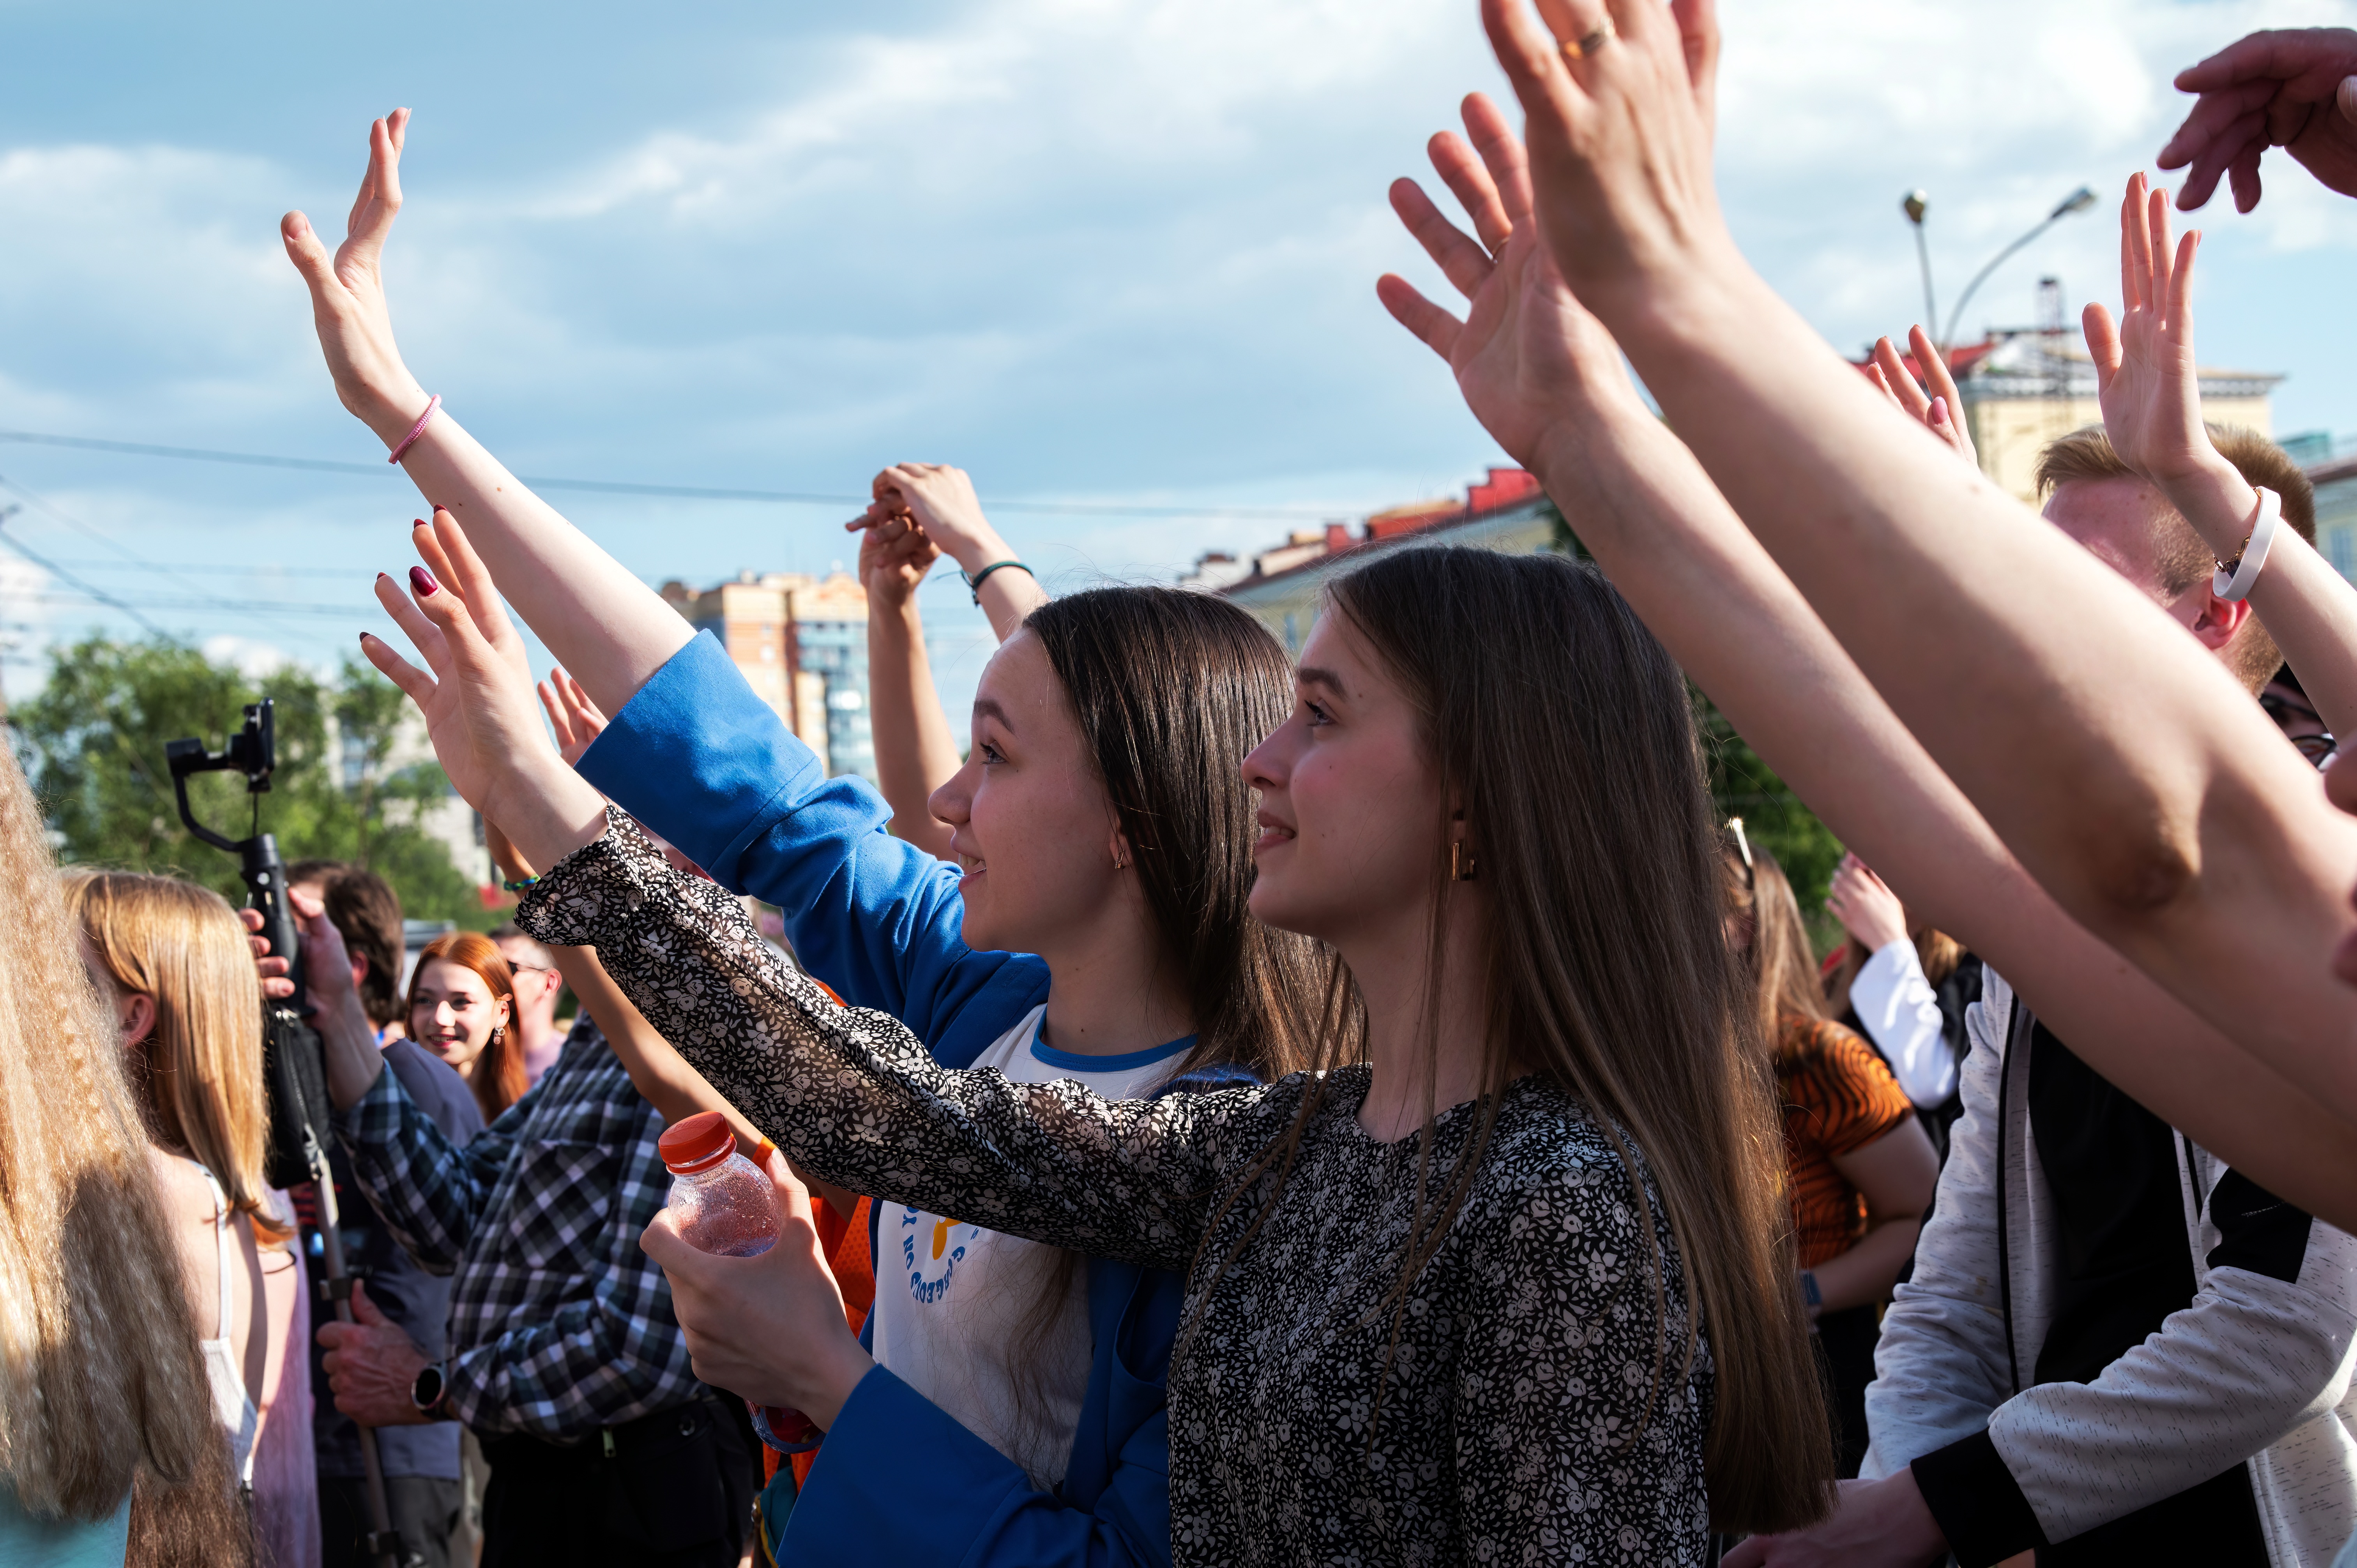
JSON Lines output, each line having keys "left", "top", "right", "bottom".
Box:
{"left": 1450, "top": 841, "right": 1478, "bottom": 882}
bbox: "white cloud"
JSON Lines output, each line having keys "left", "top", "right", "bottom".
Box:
{"left": 200, "top": 633, "right": 294, "bottom": 679}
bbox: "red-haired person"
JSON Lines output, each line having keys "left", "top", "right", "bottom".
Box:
{"left": 406, "top": 932, "right": 523, "bottom": 1123}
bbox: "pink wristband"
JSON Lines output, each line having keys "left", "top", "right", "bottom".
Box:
{"left": 387, "top": 395, "right": 442, "bottom": 464}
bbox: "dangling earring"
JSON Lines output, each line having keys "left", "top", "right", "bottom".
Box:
{"left": 1450, "top": 841, "right": 1478, "bottom": 882}
{"left": 490, "top": 1024, "right": 506, "bottom": 1049}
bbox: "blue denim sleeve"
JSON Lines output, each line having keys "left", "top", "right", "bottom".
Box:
{"left": 574, "top": 633, "right": 1046, "bottom": 1058}
{"left": 783, "top": 1365, "right": 1170, "bottom": 1568}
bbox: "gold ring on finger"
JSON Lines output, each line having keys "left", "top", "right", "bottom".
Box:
{"left": 1560, "top": 16, "right": 1616, "bottom": 60}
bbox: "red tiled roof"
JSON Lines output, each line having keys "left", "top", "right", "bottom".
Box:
{"left": 1850, "top": 340, "right": 1995, "bottom": 386}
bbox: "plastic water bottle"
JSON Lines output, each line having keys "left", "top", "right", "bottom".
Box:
{"left": 657, "top": 1111, "right": 821, "bottom": 1453}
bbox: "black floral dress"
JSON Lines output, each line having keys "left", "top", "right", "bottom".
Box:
{"left": 519, "top": 813, "right": 1713, "bottom": 1566}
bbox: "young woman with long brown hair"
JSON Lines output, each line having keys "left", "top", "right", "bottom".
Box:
{"left": 1719, "top": 840, "right": 1938, "bottom": 1479}
{"left": 403, "top": 932, "right": 523, "bottom": 1123}
{"left": 66, "top": 869, "right": 320, "bottom": 1565}
{"left": 359, "top": 515, "right": 1839, "bottom": 1556}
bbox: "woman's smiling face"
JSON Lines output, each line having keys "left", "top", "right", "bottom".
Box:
{"left": 928, "top": 630, "right": 1129, "bottom": 959}
{"left": 409, "top": 958, "right": 509, "bottom": 1078}
{"left": 1240, "top": 613, "right": 1445, "bottom": 950}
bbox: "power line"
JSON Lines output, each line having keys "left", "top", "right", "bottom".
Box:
{"left": 0, "top": 428, "right": 1345, "bottom": 520}
{"left": 0, "top": 517, "right": 171, "bottom": 639}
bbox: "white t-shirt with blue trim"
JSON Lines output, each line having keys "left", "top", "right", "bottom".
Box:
{"left": 868, "top": 1003, "right": 1192, "bottom": 1488}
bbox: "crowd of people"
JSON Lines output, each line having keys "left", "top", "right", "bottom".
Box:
{"left": 10, "top": 5, "right": 2357, "bottom": 1566}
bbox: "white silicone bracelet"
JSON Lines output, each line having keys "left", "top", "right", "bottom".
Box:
{"left": 2214, "top": 486, "right": 2282, "bottom": 604}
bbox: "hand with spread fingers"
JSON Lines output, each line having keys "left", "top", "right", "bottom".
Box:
{"left": 2158, "top": 28, "right": 2357, "bottom": 212}
{"left": 1377, "top": 93, "right": 1650, "bottom": 476}
{"left": 536, "top": 667, "right": 610, "bottom": 768}
{"left": 358, "top": 510, "right": 608, "bottom": 877}
{"left": 281, "top": 109, "right": 435, "bottom": 445}
{"left": 1863, "top": 327, "right": 1975, "bottom": 468}
{"left": 1475, "top": 0, "right": 1737, "bottom": 332}
{"left": 2084, "top": 173, "right": 2216, "bottom": 491}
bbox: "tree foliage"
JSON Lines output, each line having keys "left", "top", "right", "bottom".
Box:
{"left": 15, "top": 636, "right": 493, "bottom": 930}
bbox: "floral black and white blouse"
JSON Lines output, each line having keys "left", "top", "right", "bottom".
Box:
{"left": 519, "top": 814, "right": 1713, "bottom": 1566}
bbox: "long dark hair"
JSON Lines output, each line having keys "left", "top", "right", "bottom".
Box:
{"left": 1026, "top": 586, "right": 1325, "bottom": 1083}
{"left": 993, "top": 587, "right": 1325, "bottom": 1468}
{"left": 1184, "top": 547, "right": 1833, "bottom": 1533}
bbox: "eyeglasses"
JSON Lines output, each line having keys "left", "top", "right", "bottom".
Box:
{"left": 2291, "top": 731, "right": 2339, "bottom": 769}
{"left": 2261, "top": 692, "right": 2336, "bottom": 770}
{"left": 1727, "top": 817, "right": 1756, "bottom": 890}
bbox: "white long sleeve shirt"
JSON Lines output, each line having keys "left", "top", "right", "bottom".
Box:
{"left": 1848, "top": 938, "right": 1956, "bottom": 1109}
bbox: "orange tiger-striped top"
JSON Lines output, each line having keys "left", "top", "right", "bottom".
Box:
{"left": 1775, "top": 1015, "right": 1915, "bottom": 1270}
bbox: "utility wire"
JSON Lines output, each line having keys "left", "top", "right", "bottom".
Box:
{"left": 0, "top": 521, "right": 173, "bottom": 639}
{"left": 0, "top": 428, "right": 1345, "bottom": 520}
{"left": 0, "top": 472, "right": 249, "bottom": 613}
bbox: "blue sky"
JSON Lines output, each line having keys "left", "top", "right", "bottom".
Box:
{"left": 3, "top": 0, "right": 2354, "bottom": 732}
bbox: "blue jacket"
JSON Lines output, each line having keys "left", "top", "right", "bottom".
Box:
{"left": 578, "top": 632, "right": 1182, "bottom": 1568}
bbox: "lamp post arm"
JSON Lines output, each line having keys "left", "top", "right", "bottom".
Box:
{"left": 1940, "top": 214, "right": 2058, "bottom": 356}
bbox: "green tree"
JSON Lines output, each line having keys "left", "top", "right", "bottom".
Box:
{"left": 16, "top": 635, "right": 493, "bottom": 930}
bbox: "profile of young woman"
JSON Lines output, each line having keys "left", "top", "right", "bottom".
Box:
{"left": 362, "top": 522, "right": 1837, "bottom": 1557}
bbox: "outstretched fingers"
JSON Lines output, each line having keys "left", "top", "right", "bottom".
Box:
{"left": 1667, "top": 0, "right": 1720, "bottom": 123}
{"left": 1912, "top": 325, "right": 1963, "bottom": 415}
{"left": 345, "top": 109, "right": 409, "bottom": 258}
{"left": 1430, "top": 130, "right": 1514, "bottom": 256}
{"left": 2083, "top": 302, "right": 2125, "bottom": 390}
{"left": 423, "top": 509, "right": 525, "bottom": 667}
{"left": 1390, "top": 177, "right": 1496, "bottom": 302}
{"left": 1375, "top": 273, "right": 1465, "bottom": 361}
{"left": 1460, "top": 93, "right": 1535, "bottom": 232}
{"left": 373, "top": 570, "right": 449, "bottom": 673}
{"left": 1871, "top": 336, "right": 1933, "bottom": 422}
{"left": 358, "top": 629, "right": 435, "bottom": 708}
{"left": 1481, "top": 0, "right": 1591, "bottom": 138}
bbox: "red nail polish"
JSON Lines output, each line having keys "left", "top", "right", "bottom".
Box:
{"left": 410, "top": 565, "right": 440, "bottom": 596}
{"left": 413, "top": 519, "right": 427, "bottom": 529}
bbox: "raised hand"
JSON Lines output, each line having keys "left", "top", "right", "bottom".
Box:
{"left": 281, "top": 111, "right": 433, "bottom": 445}
{"left": 2159, "top": 28, "right": 2357, "bottom": 212}
{"left": 863, "top": 464, "right": 1004, "bottom": 575}
{"left": 1377, "top": 94, "right": 1649, "bottom": 471}
{"left": 848, "top": 508, "right": 942, "bottom": 613}
{"left": 2084, "top": 173, "right": 2210, "bottom": 488}
{"left": 358, "top": 510, "right": 608, "bottom": 875}
{"left": 1865, "top": 328, "right": 1975, "bottom": 468}
{"left": 1825, "top": 853, "right": 1909, "bottom": 954}
{"left": 1476, "top": 0, "right": 1738, "bottom": 332}
{"left": 536, "top": 667, "right": 610, "bottom": 767}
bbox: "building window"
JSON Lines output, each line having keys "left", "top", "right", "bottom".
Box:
{"left": 2331, "top": 526, "right": 2356, "bottom": 583}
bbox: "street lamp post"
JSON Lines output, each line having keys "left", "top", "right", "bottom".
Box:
{"left": 1933, "top": 185, "right": 2100, "bottom": 356}
{"left": 1902, "top": 190, "right": 1936, "bottom": 341}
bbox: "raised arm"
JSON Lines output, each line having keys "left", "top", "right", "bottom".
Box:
{"left": 2157, "top": 28, "right": 2357, "bottom": 212}
{"left": 849, "top": 502, "right": 961, "bottom": 858}
{"left": 2085, "top": 172, "right": 2357, "bottom": 741}
{"left": 1471, "top": 0, "right": 2357, "bottom": 1130}
{"left": 866, "top": 463, "right": 1049, "bottom": 641}
{"left": 282, "top": 111, "right": 690, "bottom": 715}
{"left": 1377, "top": 92, "right": 2357, "bottom": 1228}
{"left": 360, "top": 517, "right": 1280, "bottom": 1270}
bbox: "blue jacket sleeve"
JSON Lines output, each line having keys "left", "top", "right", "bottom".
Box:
{"left": 575, "top": 632, "right": 1046, "bottom": 1062}
{"left": 784, "top": 1363, "right": 1170, "bottom": 1568}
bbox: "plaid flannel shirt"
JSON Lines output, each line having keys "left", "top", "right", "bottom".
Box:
{"left": 333, "top": 1015, "right": 700, "bottom": 1441}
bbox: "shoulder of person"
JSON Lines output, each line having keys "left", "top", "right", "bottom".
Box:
{"left": 1779, "top": 1015, "right": 1885, "bottom": 1078}
{"left": 383, "top": 1035, "right": 487, "bottom": 1136}
{"left": 1465, "top": 1082, "right": 1659, "bottom": 1222}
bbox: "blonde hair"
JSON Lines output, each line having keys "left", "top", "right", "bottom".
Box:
{"left": 2035, "top": 423, "right": 2316, "bottom": 691}
{"left": 0, "top": 756, "right": 218, "bottom": 1519}
{"left": 65, "top": 872, "right": 290, "bottom": 1247}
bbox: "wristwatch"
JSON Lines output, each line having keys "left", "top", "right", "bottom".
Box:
{"left": 410, "top": 1361, "right": 450, "bottom": 1419}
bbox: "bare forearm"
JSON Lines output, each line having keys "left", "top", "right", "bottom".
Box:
{"left": 1532, "top": 410, "right": 2357, "bottom": 1228}
{"left": 864, "top": 598, "right": 959, "bottom": 859}
{"left": 1811, "top": 1219, "right": 1920, "bottom": 1315}
{"left": 369, "top": 415, "right": 693, "bottom": 717}
{"left": 2159, "top": 456, "right": 2357, "bottom": 742}
{"left": 1600, "top": 268, "right": 2357, "bottom": 1114}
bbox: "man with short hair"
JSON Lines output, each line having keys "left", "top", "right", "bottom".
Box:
{"left": 2035, "top": 422, "right": 2316, "bottom": 694}
{"left": 488, "top": 923, "right": 567, "bottom": 1088}
{"left": 1854, "top": 423, "right": 2357, "bottom": 1564}
{"left": 285, "top": 863, "right": 484, "bottom": 1568}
